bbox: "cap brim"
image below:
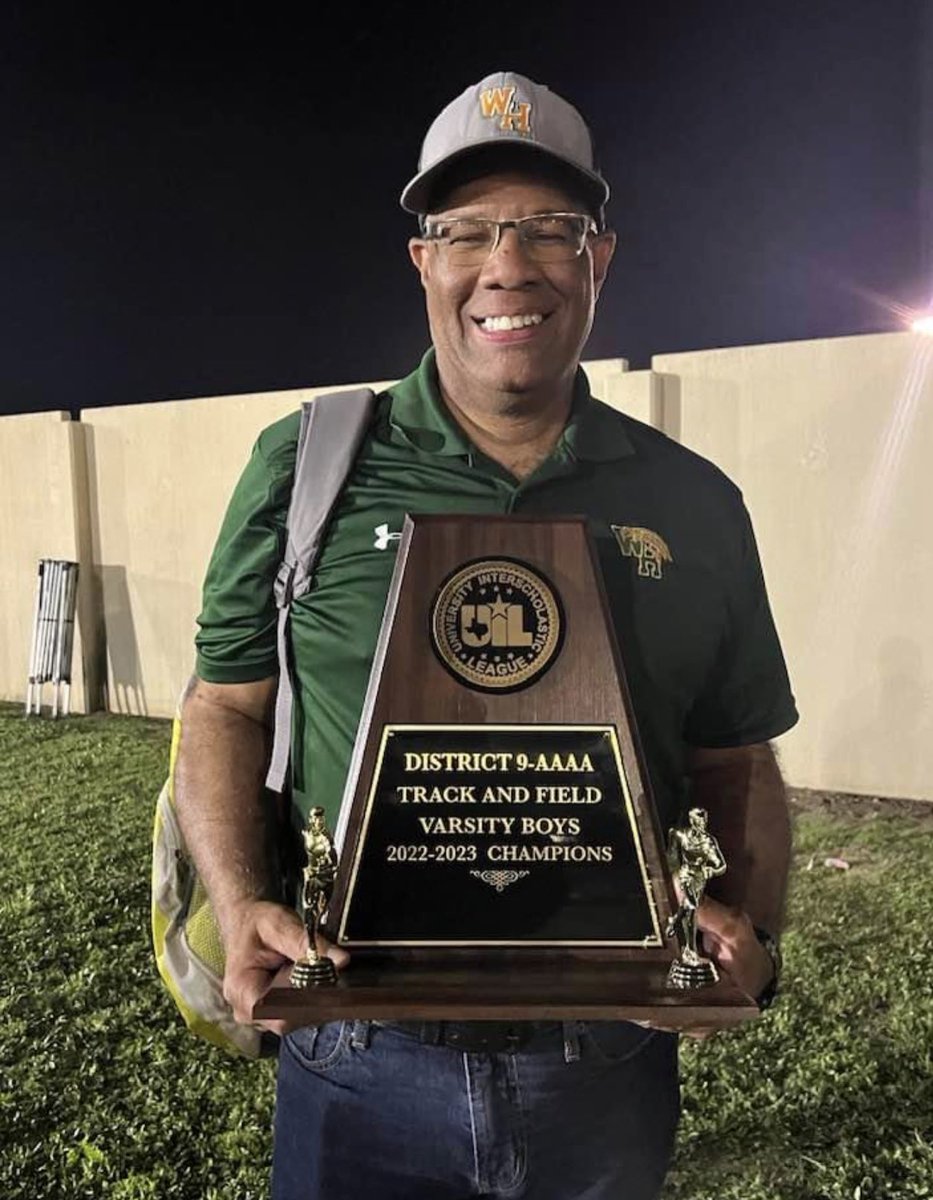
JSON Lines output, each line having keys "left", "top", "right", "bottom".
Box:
{"left": 400, "top": 139, "right": 609, "bottom": 215}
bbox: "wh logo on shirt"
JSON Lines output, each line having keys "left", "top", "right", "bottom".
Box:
{"left": 479, "top": 87, "right": 532, "bottom": 134}
{"left": 611, "top": 525, "right": 673, "bottom": 580}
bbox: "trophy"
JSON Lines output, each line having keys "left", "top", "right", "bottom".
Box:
{"left": 258, "top": 515, "right": 757, "bottom": 1029}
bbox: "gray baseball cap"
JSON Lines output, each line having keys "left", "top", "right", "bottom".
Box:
{"left": 400, "top": 70, "right": 609, "bottom": 216}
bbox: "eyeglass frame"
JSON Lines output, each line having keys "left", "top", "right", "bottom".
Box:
{"left": 418, "top": 211, "right": 602, "bottom": 265}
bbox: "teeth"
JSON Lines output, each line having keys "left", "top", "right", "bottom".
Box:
{"left": 480, "top": 314, "right": 544, "bottom": 331}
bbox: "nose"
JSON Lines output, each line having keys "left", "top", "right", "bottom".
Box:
{"left": 479, "top": 225, "right": 542, "bottom": 287}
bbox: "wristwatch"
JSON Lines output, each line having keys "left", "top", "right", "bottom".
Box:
{"left": 752, "top": 926, "right": 783, "bottom": 1011}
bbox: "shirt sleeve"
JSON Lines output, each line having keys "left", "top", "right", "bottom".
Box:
{"left": 683, "top": 501, "right": 798, "bottom": 748}
{"left": 194, "top": 417, "right": 299, "bottom": 683}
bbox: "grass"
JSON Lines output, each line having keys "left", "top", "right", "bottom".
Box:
{"left": 1, "top": 702, "right": 931, "bottom": 1198}
{"left": 0, "top": 704, "right": 274, "bottom": 1199}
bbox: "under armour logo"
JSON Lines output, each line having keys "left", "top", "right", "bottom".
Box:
{"left": 373, "top": 523, "right": 402, "bottom": 551}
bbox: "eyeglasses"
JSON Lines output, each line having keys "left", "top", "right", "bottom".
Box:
{"left": 421, "top": 212, "right": 599, "bottom": 266}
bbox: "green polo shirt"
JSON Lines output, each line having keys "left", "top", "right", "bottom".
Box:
{"left": 195, "top": 348, "right": 797, "bottom": 832}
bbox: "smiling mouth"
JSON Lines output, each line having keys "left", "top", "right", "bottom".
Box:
{"left": 474, "top": 313, "right": 549, "bottom": 332}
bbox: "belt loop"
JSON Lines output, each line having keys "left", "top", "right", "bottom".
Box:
{"left": 505, "top": 1025, "right": 523, "bottom": 1054}
{"left": 350, "top": 1019, "right": 372, "bottom": 1050}
{"left": 421, "top": 1021, "right": 442, "bottom": 1045}
{"left": 562, "top": 1020, "right": 581, "bottom": 1064}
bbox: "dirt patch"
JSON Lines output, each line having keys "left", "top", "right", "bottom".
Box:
{"left": 789, "top": 786, "right": 933, "bottom": 823}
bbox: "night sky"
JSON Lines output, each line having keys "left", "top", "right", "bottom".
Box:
{"left": 3, "top": 2, "right": 930, "bottom": 417}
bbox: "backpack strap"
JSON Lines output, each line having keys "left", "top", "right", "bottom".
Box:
{"left": 266, "top": 387, "right": 378, "bottom": 794}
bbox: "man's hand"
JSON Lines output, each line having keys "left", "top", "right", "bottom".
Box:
{"left": 634, "top": 895, "right": 775, "bottom": 1040}
{"left": 220, "top": 899, "right": 351, "bottom": 1036}
{"left": 174, "top": 677, "right": 355, "bottom": 1036}
{"left": 677, "top": 896, "right": 774, "bottom": 1039}
{"left": 696, "top": 895, "right": 774, "bottom": 1001}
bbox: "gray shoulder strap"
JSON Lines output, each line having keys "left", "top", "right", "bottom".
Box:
{"left": 266, "top": 387, "right": 378, "bottom": 794}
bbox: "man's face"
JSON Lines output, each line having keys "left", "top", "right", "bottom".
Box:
{"left": 408, "top": 171, "right": 615, "bottom": 404}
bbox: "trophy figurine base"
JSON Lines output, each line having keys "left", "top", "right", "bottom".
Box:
{"left": 256, "top": 958, "right": 757, "bottom": 1030}
{"left": 666, "top": 958, "right": 720, "bottom": 990}
{"left": 290, "top": 956, "right": 338, "bottom": 989}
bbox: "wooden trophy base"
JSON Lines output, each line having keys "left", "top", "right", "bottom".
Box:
{"left": 254, "top": 959, "right": 758, "bottom": 1030}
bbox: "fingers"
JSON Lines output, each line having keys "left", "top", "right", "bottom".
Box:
{"left": 694, "top": 897, "right": 747, "bottom": 968}
{"left": 254, "top": 903, "right": 310, "bottom": 964}
{"left": 226, "top": 959, "right": 286, "bottom": 1026}
{"left": 694, "top": 899, "right": 773, "bottom": 1000}
{"left": 695, "top": 895, "right": 748, "bottom": 941}
{"left": 220, "top": 900, "right": 351, "bottom": 1027}
{"left": 254, "top": 903, "right": 352, "bottom": 972}
{"left": 317, "top": 933, "right": 351, "bottom": 971}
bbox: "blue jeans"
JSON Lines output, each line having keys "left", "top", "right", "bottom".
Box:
{"left": 273, "top": 1020, "right": 680, "bottom": 1199}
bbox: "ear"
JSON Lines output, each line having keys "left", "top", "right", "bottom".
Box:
{"left": 591, "top": 231, "right": 616, "bottom": 300}
{"left": 408, "top": 238, "right": 431, "bottom": 288}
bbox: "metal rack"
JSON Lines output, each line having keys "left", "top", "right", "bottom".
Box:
{"left": 25, "top": 559, "right": 79, "bottom": 717}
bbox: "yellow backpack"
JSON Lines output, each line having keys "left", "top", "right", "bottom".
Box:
{"left": 150, "top": 388, "right": 377, "bottom": 1057}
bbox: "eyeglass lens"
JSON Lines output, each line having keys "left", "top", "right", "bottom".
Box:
{"left": 428, "top": 215, "right": 592, "bottom": 264}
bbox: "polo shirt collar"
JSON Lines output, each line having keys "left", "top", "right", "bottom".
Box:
{"left": 561, "top": 375, "right": 635, "bottom": 463}
{"left": 387, "top": 349, "right": 471, "bottom": 456}
{"left": 388, "top": 347, "right": 635, "bottom": 463}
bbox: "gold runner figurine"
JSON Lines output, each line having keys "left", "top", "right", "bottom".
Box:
{"left": 665, "top": 807, "right": 727, "bottom": 989}
{"left": 291, "top": 807, "right": 339, "bottom": 988}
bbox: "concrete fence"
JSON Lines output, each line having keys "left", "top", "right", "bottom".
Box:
{"left": 1, "top": 334, "right": 929, "bottom": 800}
{"left": 652, "top": 334, "right": 932, "bottom": 802}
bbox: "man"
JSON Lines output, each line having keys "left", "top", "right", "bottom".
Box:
{"left": 175, "top": 71, "right": 797, "bottom": 1200}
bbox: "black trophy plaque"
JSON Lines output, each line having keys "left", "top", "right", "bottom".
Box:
{"left": 255, "top": 515, "right": 757, "bottom": 1027}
